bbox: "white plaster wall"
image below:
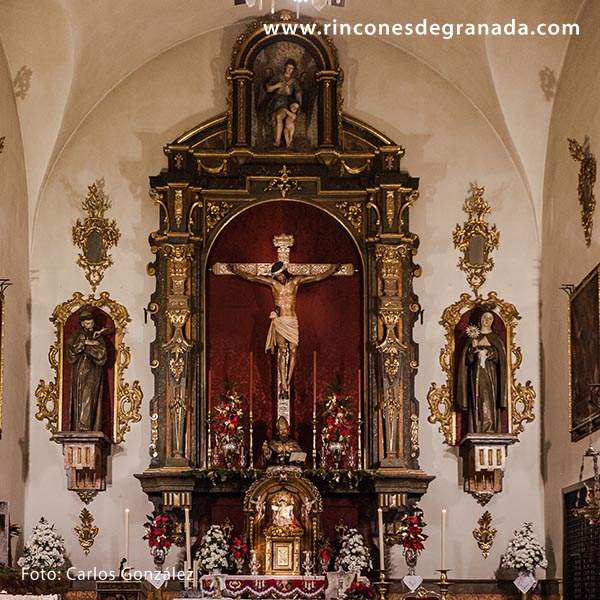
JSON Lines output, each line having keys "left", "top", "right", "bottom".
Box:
{"left": 27, "top": 27, "right": 543, "bottom": 578}
{"left": 541, "top": 0, "right": 600, "bottom": 580}
{"left": 0, "top": 39, "right": 30, "bottom": 557}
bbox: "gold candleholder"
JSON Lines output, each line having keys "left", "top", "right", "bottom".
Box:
{"left": 374, "top": 570, "right": 390, "bottom": 600}
{"left": 435, "top": 569, "right": 452, "bottom": 600}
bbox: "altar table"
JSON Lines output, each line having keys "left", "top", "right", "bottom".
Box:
{"left": 178, "top": 573, "right": 364, "bottom": 599}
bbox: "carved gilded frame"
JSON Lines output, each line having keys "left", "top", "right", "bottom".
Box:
{"left": 35, "top": 291, "right": 142, "bottom": 443}
{"left": 427, "top": 291, "right": 535, "bottom": 445}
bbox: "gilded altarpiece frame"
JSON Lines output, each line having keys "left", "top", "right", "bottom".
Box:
{"left": 137, "top": 12, "right": 433, "bottom": 540}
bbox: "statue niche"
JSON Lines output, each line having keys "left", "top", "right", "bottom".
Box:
{"left": 454, "top": 308, "right": 508, "bottom": 436}
{"left": 244, "top": 472, "right": 322, "bottom": 576}
{"left": 253, "top": 41, "right": 318, "bottom": 150}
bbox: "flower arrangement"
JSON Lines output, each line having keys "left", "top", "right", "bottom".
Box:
{"left": 317, "top": 537, "right": 334, "bottom": 573}
{"left": 230, "top": 536, "right": 249, "bottom": 573}
{"left": 399, "top": 510, "right": 427, "bottom": 554}
{"left": 501, "top": 522, "right": 548, "bottom": 574}
{"left": 17, "top": 517, "right": 67, "bottom": 573}
{"left": 335, "top": 528, "right": 372, "bottom": 574}
{"left": 196, "top": 524, "right": 230, "bottom": 573}
{"left": 321, "top": 390, "right": 354, "bottom": 469}
{"left": 211, "top": 387, "right": 245, "bottom": 468}
{"left": 345, "top": 580, "right": 375, "bottom": 600}
{"left": 143, "top": 512, "right": 175, "bottom": 551}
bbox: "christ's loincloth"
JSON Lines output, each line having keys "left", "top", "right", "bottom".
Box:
{"left": 265, "top": 314, "right": 299, "bottom": 353}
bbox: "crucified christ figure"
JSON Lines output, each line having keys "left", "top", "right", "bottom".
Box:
{"left": 230, "top": 260, "right": 340, "bottom": 396}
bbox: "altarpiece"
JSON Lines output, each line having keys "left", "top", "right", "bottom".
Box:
{"left": 136, "top": 11, "right": 433, "bottom": 574}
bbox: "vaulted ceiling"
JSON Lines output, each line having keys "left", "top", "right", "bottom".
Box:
{"left": 0, "top": 0, "right": 586, "bottom": 240}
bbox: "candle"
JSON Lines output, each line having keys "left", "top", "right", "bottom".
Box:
{"left": 441, "top": 509, "right": 447, "bottom": 570}
{"left": 377, "top": 507, "right": 385, "bottom": 572}
{"left": 357, "top": 368, "right": 363, "bottom": 469}
{"left": 124, "top": 508, "right": 130, "bottom": 564}
{"left": 185, "top": 507, "right": 192, "bottom": 567}
{"left": 312, "top": 351, "right": 317, "bottom": 467}
{"left": 249, "top": 353, "right": 254, "bottom": 468}
{"left": 207, "top": 369, "right": 213, "bottom": 467}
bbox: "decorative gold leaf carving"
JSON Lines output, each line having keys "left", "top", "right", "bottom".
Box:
{"left": 72, "top": 179, "right": 121, "bottom": 291}
{"left": 410, "top": 414, "right": 419, "bottom": 458}
{"left": 264, "top": 165, "right": 301, "bottom": 199}
{"left": 74, "top": 508, "right": 99, "bottom": 555}
{"left": 453, "top": 184, "right": 499, "bottom": 296}
{"left": 206, "top": 201, "right": 233, "bottom": 232}
{"left": 335, "top": 201, "right": 363, "bottom": 233}
{"left": 427, "top": 382, "right": 454, "bottom": 445}
{"left": 568, "top": 136, "right": 597, "bottom": 247}
{"left": 472, "top": 511, "right": 496, "bottom": 559}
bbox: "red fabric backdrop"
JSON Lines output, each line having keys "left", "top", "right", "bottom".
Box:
{"left": 206, "top": 201, "right": 363, "bottom": 466}
{"left": 61, "top": 307, "right": 116, "bottom": 438}
{"left": 453, "top": 307, "right": 509, "bottom": 439}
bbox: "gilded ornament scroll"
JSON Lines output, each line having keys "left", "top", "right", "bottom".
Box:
{"left": 72, "top": 179, "right": 121, "bottom": 291}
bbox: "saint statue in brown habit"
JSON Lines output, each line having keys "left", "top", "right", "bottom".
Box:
{"left": 67, "top": 309, "right": 108, "bottom": 431}
{"left": 456, "top": 311, "right": 507, "bottom": 434}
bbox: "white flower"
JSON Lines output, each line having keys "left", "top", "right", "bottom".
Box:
{"left": 501, "top": 523, "right": 547, "bottom": 573}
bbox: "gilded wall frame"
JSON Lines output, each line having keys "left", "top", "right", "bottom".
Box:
{"left": 35, "top": 291, "right": 142, "bottom": 443}
{"left": 427, "top": 291, "right": 535, "bottom": 445}
{"left": 569, "top": 264, "right": 600, "bottom": 440}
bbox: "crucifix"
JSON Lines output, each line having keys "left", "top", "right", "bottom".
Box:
{"left": 212, "top": 234, "right": 354, "bottom": 422}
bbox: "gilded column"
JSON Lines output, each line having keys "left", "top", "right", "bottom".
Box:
{"left": 316, "top": 70, "right": 339, "bottom": 147}
{"left": 162, "top": 243, "right": 194, "bottom": 466}
{"left": 229, "top": 69, "right": 253, "bottom": 147}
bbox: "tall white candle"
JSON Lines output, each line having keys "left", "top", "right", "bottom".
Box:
{"left": 124, "top": 508, "right": 130, "bottom": 563}
{"left": 377, "top": 507, "right": 385, "bottom": 572}
{"left": 185, "top": 507, "right": 192, "bottom": 567}
{"left": 441, "top": 509, "right": 447, "bottom": 570}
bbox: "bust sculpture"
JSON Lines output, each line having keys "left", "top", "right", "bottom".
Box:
{"left": 262, "top": 416, "right": 305, "bottom": 468}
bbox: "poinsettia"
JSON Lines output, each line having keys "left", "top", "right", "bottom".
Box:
{"left": 322, "top": 393, "right": 353, "bottom": 444}
{"left": 230, "top": 536, "right": 249, "bottom": 560}
{"left": 345, "top": 580, "right": 375, "bottom": 600}
{"left": 399, "top": 510, "right": 428, "bottom": 554}
{"left": 143, "top": 512, "right": 175, "bottom": 550}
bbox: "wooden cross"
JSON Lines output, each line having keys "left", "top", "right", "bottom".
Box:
{"left": 212, "top": 233, "right": 353, "bottom": 422}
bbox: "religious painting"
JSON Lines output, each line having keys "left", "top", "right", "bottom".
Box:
{"left": 569, "top": 264, "right": 600, "bottom": 440}
{"left": 35, "top": 291, "right": 142, "bottom": 444}
{"left": 428, "top": 292, "right": 535, "bottom": 447}
{"left": 253, "top": 41, "right": 318, "bottom": 150}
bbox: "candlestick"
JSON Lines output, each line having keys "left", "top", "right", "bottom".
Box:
{"left": 193, "top": 558, "right": 199, "bottom": 590}
{"left": 435, "top": 569, "right": 452, "bottom": 600}
{"left": 377, "top": 507, "right": 385, "bottom": 572}
{"left": 124, "top": 508, "right": 130, "bottom": 565}
{"left": 185, "top": 507, "right": 192, "bottom": 571}
{"left": 374, "top": 570, "right": 390, "bottom": 600}
{"left": 184, "top": 560, "right": 190, "bottom": 590}
{"left": 249, "top": 352, "right": 254, "bottom": 468}
{"left": 312, "top": 350, "right": 317, "bottom": 468}
{"left": 441, "top": 508, "right": 447, "bottom": 571}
